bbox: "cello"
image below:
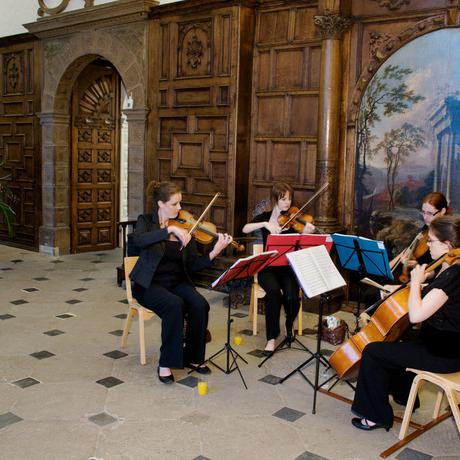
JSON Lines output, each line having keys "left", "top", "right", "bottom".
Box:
{"left": 329, "top": 248, "right": 460, "bottom": 380}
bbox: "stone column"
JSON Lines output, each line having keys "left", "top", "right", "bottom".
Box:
{"left": 39, "top": 112, "right": 71, "bottom": 256}
{"left": 123, "top": 108, "right": 150, "bottom": 219}
{"left": 313, "top": 9, "right": 350, "bottom": 231}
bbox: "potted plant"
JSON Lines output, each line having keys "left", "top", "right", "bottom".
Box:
{"left": 0, "top": 162, "right": 15, "bottom": 237}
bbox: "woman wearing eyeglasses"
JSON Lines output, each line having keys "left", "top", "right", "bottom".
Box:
{"left": 351, "top": 215, "right": 460, "bottom": 431}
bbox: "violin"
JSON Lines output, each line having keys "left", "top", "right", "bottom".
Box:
{"left": 278, "top": 207, "right": 314, "bottom": 233}
{"left": 329, "top": 248, "right": 460, "bottom": 380}
{"left": 168, "top": 210, "right": 245, "bottom": 252}
{"left": 390, "top": 229, "right": 429, "bottom": 283}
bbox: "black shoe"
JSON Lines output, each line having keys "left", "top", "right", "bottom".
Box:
{"left": 351, "top": 417, "right": 390, "bottom": 432}
{"left": 186, "top": 363, "right": 211, "bottom": 375}
{"left": 157, "top": 366, "right": 174, "bottom": 384}
{"left": 286, "top": 330, "right": 295, "bottom": 344}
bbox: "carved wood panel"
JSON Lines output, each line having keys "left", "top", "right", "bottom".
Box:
{"left": 0, "top": 38, "right": 40, "bottom": 248}
{"left": 71, "top": 62, "right": 120, "bottom": 253}
{"left": 249, "top": 3, "right": 321, "bottom": 214}
{"left": 152, "top": 5, "right": 254, "bottom": 235}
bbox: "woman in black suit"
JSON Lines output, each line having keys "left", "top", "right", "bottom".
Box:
{"left": 130, "top": 181, "right": 232, "bottom": 383}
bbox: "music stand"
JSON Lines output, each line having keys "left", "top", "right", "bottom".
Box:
{"left": 208, "top": 250, "right": 278, "bottom": 389}
{"left": 258, "top": 234, "right": 333, "bottom": 367}
{"left": 278, "top": 245, "right": 347, "bottom": 414}
{"left": 331, "top": 234, "right": 393, "bottom": 332}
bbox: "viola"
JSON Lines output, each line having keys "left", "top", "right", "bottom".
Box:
{"left": 278, "top": 207, "right": 314, "bottom": 233}
{"left": 329, "top": 248, "right": 460, "bottom": 380}
{"left": 168, "top": 210, "right": 245, "bottom": 252}
{"left": 399, "top": 230, "right": 429, "bottom": 282}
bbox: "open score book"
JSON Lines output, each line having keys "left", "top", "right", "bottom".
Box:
{"left": 286, "top": 245, "right": 346, "bottom": 298}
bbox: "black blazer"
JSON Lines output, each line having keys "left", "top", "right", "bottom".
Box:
{"left": 130, "top": 213, "right": 213, "bottom": 289}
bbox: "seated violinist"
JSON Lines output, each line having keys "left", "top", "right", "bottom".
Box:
{"left": 242, "top": 181, "right": 315, "bottom": 353}
{"left": 130, "top": 181, "right": 233, "bottom": 384}
{"left": 351, "top": 215, "right": 460, "bottom": 431}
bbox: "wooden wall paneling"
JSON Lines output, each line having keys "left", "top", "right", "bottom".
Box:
{"left": 249, "top": 1, "right": 320, "bottom": 216}
{"left": 0, "top": 36, "right": 41, "bottom": 249}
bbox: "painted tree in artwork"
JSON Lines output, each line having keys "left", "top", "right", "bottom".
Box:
{"left": 356, "top": 64, "right": 425, "bottom": 220}
{"left": 373, "top": 123, "right": 425, "bottom": 211}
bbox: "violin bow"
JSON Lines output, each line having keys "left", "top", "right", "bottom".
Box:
{"left": 279, "top": 182, "right": 329, "bottom": 231}
{"left": 187, "top": 192, "right": 221, "bottom": 236}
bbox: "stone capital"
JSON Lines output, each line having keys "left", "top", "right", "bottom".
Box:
{"left": 122, "top": 107, "right": 150, "bottom": 122}
{"left": 314, "top": 11, "right": 351, "bottom": 40}
{"left": 38, "top": 112, "right": 71, "bottom": 125}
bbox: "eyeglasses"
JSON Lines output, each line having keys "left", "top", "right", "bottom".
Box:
{"left": 421, "top": 210, "right": 440, "bottom": 217}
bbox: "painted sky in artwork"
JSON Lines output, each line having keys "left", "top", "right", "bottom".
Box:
{"left": 366, "top": 28, "right": 460, "bottom": 174}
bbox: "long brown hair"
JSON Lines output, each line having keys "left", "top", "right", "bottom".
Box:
{"left": 422, "top": 192, "right": 452, "bottom": 215}
{"left": 147, "top": 181, "right": 181, "bottom": 213}
{"left": 429, "top": 216, "right": 460, "bottom": 248}
{"left": 270, "top": 182, "right": 294, "bottom": 209}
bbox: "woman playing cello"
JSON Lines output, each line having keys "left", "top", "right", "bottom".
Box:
{"left": 242, "top": 182, "right": 316, "bottom": 353}
{"left": 351, "top": 215, "right": 460, "bottom": 431}
{"left": 130, "top": 181, "right": 233, "bottom": 383}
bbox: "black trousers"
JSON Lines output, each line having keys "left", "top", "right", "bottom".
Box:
{"left": 133, "top": 281, "right": 209, "bottom": 368}
{"left": 352, "top": 341, "right": 460, "bottom": 427}
{"left": 258, "top": 266, "right": 300, "bottom": 341}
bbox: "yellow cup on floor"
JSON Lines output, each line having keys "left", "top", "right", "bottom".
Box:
{"left": 197, "top": 381, "right": 208, "bottom": 396}
{"left": 234, "top": 335, "right": 243, "bottom": 345}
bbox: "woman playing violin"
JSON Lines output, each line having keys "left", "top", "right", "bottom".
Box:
{"left": 351, "top": 215, "right": 460, "bottom": 431}
{"left": 242, "top": 182, "right": 315, "bottom": 353}
{"left": 130, "top": 181, "right": 233, "bottom": 383}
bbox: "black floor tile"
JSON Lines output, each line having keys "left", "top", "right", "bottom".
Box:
{"left": 0, "top": 267, "right": 13, "bottom": 271}
{"left": 238, "top": 329, "right": 253, "bottom": 336}
{"left": 103, "top": 350, "right": 128, "bottom": 359}
{"left": 114, "top": 313, "right": 127, "bottom": 319}
{"left": 259, "top": 375, "right": 282, "bottom": 385}
{"left": 51, "top": 260, "right": 64, "bottom": 264}
{"left": 118, "top": 299, "right": 129, "bottom": 304}
{"left": 0, "top": 314, "right": 15, "bottom": 320}
{"left": 272, "top": 406, "right": 305, "bottom": 422}
{"left": 73, "top": 288, "right": 88, "bottom": 292}
{"left": 11, "top": 259, "right": 23, "bottom": 263}
{"left": 65, "top": 299, "right": 82, "bottom": 304}
{"left": 92, "top": 260, "right": 103, "bottom": 264}
{"left": 43, "top": 329, "right": 65, "bottom": 336}
{"left": 231, "top": 312, "right": 248, "bottom": 318}
{"left": 21, "top": 287, "right": 39, "bottom": 293}
{"left": 95, "top": 253, "right": 107, "bottom": 257}
{"left": 396, "top": 448, "right": 433, "bottom": 460}
{"left": 109, "top": 329, "right": 124, "bottom": 336}
{"left": 0, "top": 412, "right": 23, "bottom": 429}
{"left": 33, "top": 277, "right": 49, "bottom": 281}
{"left": 56, "top": 313, "right": 76, "bottom": 319}
{"left": 96, "top": 376, "right": 124, "bottom": 388}
{"left": 295, "top": 452, "right": 330, "bottom": 460}
{"left": 193, "top": 456, "right": 211, "bottom": 460}
{"left": 177, "top": 376, "right": 199, "bottom": 388}
{"left": 12, "top": 377, "right": 40, "bottom": 389}
{"left": 88, "top": 412, "right": 117, "bottom": 426}
{"left": 79, "top": 277, "right": 95, "bottom": 282}
{"left": 30, "top": 350, "right": 55, "bottom": 360}
{"left": 10, "top": 299, "right": 28, "bottom": 305}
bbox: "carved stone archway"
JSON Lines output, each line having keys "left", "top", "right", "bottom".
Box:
{"left": 37, "top": 28, "right": 148, "bottom": 255}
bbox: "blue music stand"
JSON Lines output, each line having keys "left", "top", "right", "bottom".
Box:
{"left": 331, "top": 234, "right": 393, "bottom": 331}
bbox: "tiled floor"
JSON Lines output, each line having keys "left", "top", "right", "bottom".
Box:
{"left": 0, "top": 244, "right": 459, "bottom": 460}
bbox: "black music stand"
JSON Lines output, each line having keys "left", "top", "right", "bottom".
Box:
{"left": 278, "top": 245, "right": 347, "bottom": 414}
{"left": 208, "top": 250, "right": 278, "bottom": 389}
{"left": 258, "top": 234, "right": 333, "bottom": 367}
{"left": 331, "top": 234, "right": 393, "bottom": 332}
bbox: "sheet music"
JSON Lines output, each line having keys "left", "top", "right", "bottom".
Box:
{"left": 287, "top": 245, "right": 346, "bottom": 298}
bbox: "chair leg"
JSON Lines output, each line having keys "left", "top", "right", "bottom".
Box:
{"left": 297, "top": 305, "right": 303, "bottom": 336}
{"left": 138, "top": 309, "right": 147, "bottom": 365}
{"left": 249, "top": 287, "right": 257, "bottom": 335}
{"left": 399, "top": 376, "right": 424, "bottom": 440}
{"left": 433, "top": 390, "right": 444, "bottom": 419}
{"left": 120, "top": 307, "right": 136, "bottom": 348}
{"left": 445, "top": 389, "right": 460, "bottom": 432}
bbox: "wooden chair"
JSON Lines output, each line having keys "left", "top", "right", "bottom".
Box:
{"left": 399, "top": 368, "right": 460, "bottom": 440}
{"left": 249, "top": 243, "right": 303, "bottom": 336}
{"left": 116, "top": 220, "right": 137, "bottom": 286}
{"left": 120, "top": 256, "right": 156, "bottom": 365}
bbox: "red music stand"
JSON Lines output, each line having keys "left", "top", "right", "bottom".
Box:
{"left": 208, "top": 250, "right": 278, "bottom": 388}
{"left": 257, "top": 234, "right": 333, "bottom": 367}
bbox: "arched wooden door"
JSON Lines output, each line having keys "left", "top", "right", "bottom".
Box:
{"left": 70, "top": 61, "right": 120, "bottom": 253}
